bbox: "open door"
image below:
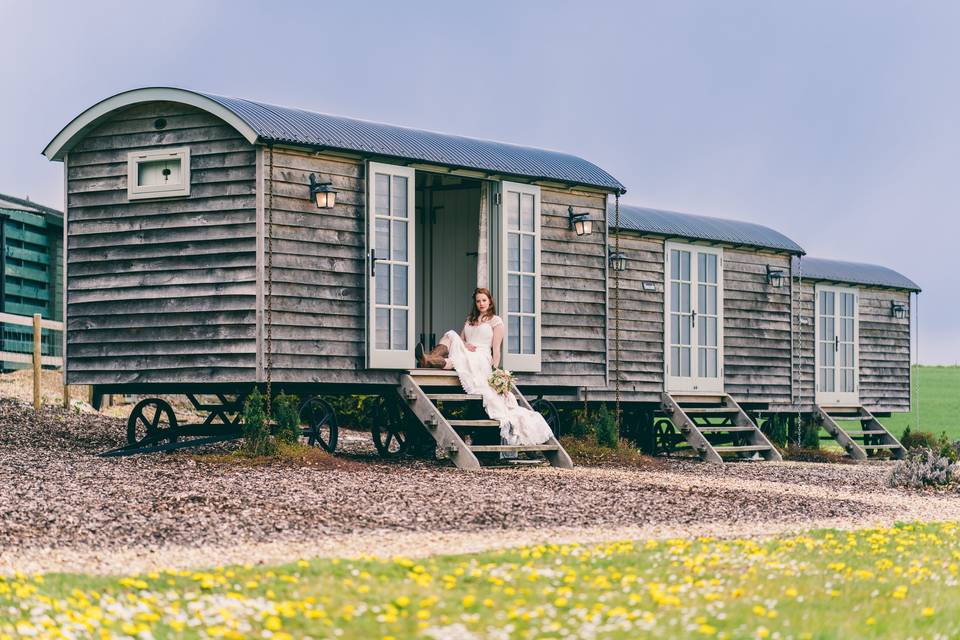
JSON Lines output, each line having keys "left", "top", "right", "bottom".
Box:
{"left": 664, "top": 242, "right": 724, "bottom": 393}
{"left": 367, "top": 162, "right": 416, "bottom": 369}
{"left": 499, "top": 181, "right": 541, "bottom": 372}
{"left": 815, "top": 285, "right": 859, "bottom": 405}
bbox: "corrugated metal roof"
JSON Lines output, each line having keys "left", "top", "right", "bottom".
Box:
{"left": 793, "top": 257, "right": 921, "bottom": 292}
{"left": 0, "top": 192, "right": 63, "bottom": 227}
{"left": 608, "top": 203, "right": 805, "bottom": 254}
{"left": 199, "top": 92, "right": 625, "bottom": 192}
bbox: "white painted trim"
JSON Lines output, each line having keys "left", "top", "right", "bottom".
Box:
{"left": 127, "top": 147, "right": 191, "bottom": 200}
{"left": 43, "top": 87, "right": 260, "bottom": 161}
{"left": 500, "top": 181, "right": 542, "bottom": 372}
{"left": 663, "top": 241, "right": 724, "bottom": 393}
{"left": 367, "top": 161, "right": 417, "bottom": 369}
{"left": 814, "top": 284, "right": 860, "bottom": 405}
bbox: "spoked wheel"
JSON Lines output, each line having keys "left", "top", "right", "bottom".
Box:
{"left": 371, "top": 395, "right": 410, "bottom": 458}
{"left": 127, "top": 398, "right": 178, "bottom": 446}
{"left": 654, "top": 418, "right": 678, "bottom": 454}
{"left": 299, "top": 396, "right": 339, "bottom": 452}
{"left": 530, "top": 398, "right": 561, "bottom": 437}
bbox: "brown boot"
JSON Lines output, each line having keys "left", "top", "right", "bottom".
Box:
{"left": 420, "top": 344, "right": 449, "bottom": 368}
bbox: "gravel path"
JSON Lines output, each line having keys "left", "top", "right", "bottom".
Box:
{"left": 1, "top": 398, "right": 957, "bottom": 575}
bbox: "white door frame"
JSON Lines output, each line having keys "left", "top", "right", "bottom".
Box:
{"left": 366, "top": 161, "right": 417, "bottom": 369}
{"left": 499, "top": 181, "right": 542, "bottom": 372}
{"left": 815, "top": 284, "right": 860, "bottom": 405}
{"left": 663, "top": 241, "right": 724, "bottom": 393}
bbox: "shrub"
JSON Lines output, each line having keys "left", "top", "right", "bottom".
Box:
{"left": 242, "top": 388, "right": 275, "bottom": 457}
{"left": 900, "top": 427, "right": 959, "bottom": 462}
{"left": 887, "top": 448, "right": 958, "bottom": 489}
{"left": 273, "top": 393, "right": 300, "bottom": 445}
{"left": 762, "top": 416, "right": 788, "bottom": 449}
{"left": 783, "top": 445, "right": 854, "bottom": 465}
{"left": 567, "top": 408, "right": 595, "bottom": 440}
{"left": 560, "top": 436, "right": 662, "bottom": 468}
{"left": 800, "top": 419, "right": 821, "bottom": 450}
{"left": 595, "top": 404, "right": 618, "bottom": 449}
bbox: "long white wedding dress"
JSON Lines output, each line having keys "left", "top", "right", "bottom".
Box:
{"left": 442, "top": 316, "right": 554, "bottom": 446}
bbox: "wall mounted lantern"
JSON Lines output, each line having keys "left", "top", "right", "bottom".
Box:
{"left": 890, "top": 301, "right": 907, "bottom": 319}
{"left": 568, "top": 206, "right": 593, "bottom": 236}
{"left": 766, "top": 265, "right": 786, "bottom": 288}
{"left": 608, "top": 248, "right": 627, "bottom": 272}
{"left": 309, "top": 173, "right": 337, "bottom": 209}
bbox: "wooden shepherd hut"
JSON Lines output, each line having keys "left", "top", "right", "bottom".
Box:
{"left": 601, "top": 204, "right": 806, "bottom": 463}
{"left": 792, "top": 256, "right": 920, "bottom": 459}
{"left": 43, "top": 87, "right": 626, "bottom": 469}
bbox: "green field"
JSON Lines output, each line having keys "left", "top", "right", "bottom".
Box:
{"left": 4, "top": 522, "right": 960, "bottom": 639}
{"left": 881, "top": 366, "right": 960, "bottom": 442}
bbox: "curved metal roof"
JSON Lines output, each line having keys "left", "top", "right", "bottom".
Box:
{"left": 793, "top": 257, "right": 921, "bottom": 292}
{"left": 43, "top": 87, "right": 625, "bottom": 192}
{"left": 608, "top": 203, "right": 805, "bottom": 254}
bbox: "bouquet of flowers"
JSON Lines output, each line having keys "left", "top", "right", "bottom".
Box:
{"left": 488, "top": 368, "right": 514, "bottom": 396}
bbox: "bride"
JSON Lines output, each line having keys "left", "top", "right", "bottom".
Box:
{"left": 416, "top": 288, "right": 554, "bottom": 447}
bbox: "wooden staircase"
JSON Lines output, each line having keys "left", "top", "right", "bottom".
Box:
{"left": 816, "top": 405, "right": 907, "bottom": 460}
{"left": 398, "top": 370, "right": 573, "bottom": 470}
{"left": 661, "top": 393, "right": 782, "bottom": 463}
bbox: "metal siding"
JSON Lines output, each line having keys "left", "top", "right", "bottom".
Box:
{"left": 793, "top": 257, "right": 921, "bottom": 292}
{"left": 609, "top": 204, "right": 805, "bottom": 255}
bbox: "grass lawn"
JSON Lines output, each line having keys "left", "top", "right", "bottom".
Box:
{"left": 882, "top": 366, "right": 960, "bottom": 442}
{"left": 4, "top": 522, "right": 960, "bottom": 639}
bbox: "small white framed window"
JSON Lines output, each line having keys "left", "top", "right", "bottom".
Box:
{"left": 127, "top": 147, "right": 191, "bottom": 200}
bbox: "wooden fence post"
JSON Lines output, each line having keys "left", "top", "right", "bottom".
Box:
{"left": 33, "top": 313, "right": 41, "bottom": 411}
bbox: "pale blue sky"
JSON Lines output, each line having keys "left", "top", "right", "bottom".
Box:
{"left": 2, "top": 0, "right": 955, "bottom": 362}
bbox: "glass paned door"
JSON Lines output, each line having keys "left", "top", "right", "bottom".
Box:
{"left": 500, "top": 181, "right": 541, "bottom": 372}
{"left": 664, "top": 242, "right": 723, "bottom": 392}
{"left": 367, "top": 162, "right": 416, "bottom": 369}
{"left": 815, "top": 285, "right": 859, "bottom": 405}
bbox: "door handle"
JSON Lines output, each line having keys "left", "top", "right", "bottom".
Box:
{"left": 370, "top": 249, "right": 377, "bottom": 277}
{"left": 691, "top": 309, "right": 696, "bottom": 327}
{"left": 835, "top": 336, "right": 839, "bottom": 352}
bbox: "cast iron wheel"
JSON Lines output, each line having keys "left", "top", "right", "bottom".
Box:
{"left": 371, "top": 396, "right": 410, "bottom": 458}
{"left": 654, "top": 418, "right": 678, "bottom": 454}
{"left": 127, "top": 398, "right": 178, "bottom": 446}
{"left": 530, "top": 398, "right": 561, "bottom": 437}
{"left": 299, "top": 396, "right": 339, "bottom": 452}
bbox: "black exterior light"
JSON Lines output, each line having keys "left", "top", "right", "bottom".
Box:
{"left": 891, "top": 301, "right": 907, "bottom": 319}
{"left": 766, "top": 265, "right": 786, "bottom": 288}
{"left": 309, "top": 173, "right": 337, "bottom": 209}
{"left": 568, "top": 206, "right": 593, "bottom": 236}
{"left": 608, "top": 247, "right": 627, "bottom": 272}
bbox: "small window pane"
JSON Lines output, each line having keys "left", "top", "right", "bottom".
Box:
{"left": 507, "top": 192, "right": 520, "bottom": 230}
{"left": 698, "top": 253, "right": 707, "bottom": 282}
{"left": 707, "top": 254, "right": 717, "bottom": 284}
{"left": 521, "top": 275, "right": 534, "bottom": 313}
{"left": 376, "top": 308, "right": 390, "bottom": 349}
{"left": 671, "top": 314, "right": 681, "bottom": 347}
{"left": 520, "top": 194, "right": 535, "bottom": 231}
{"left": 508, "top": 274, "right": 519, "bottom": 312}
{"left": 698, "top": 320, "right": 706, "bottom": 345}
{"left": 392, "top": 220, "right": 407, "bottom": 261}
{"left": 521, "top": 235, "right": 534, "bottom": 272}
{"left": 698, "top": 284, "right": 707, "bottom": 313}
{"left": 671, "top": 250, "right": 680, "bottom": 280}
{"left": 391, "top": 176, "right": 408, "bottom": 218}
{"left": 138, "top": 158, "right": 181, "bottom": 186}
{"left": 393, "top": 265, "right": 408, "bottom": 306}
{"left": 671, "top": 283, "right": 681, "bottom": 312}
{"left": 508, "top": 233, "right": 520, "bottom": 272}
{"left": 508, "top": 315, "right": 520, "bottom": 354}
{"left": 375, "top": 174, "right": 390, "bottom": 216}
{"left": 376, "top": 218, "right": 390, "bottom": 256}
{"left": 843, "top": 369, "right": 854, "bottom": 392}
{"left": 671, "top": 346, "right": 680, "bottom": 374}
{"left": 708, "top": 349, "right": 718, "bottom": 377}
{"left": 392, "top": 309, "right": 407, "bottom": 350}
{"left": 698, "top": 345, "right": 707, "bottom": 376}
{"left": 376, "top": 265, "right": 390, "bottom": 304}
{"left": 680, "top": 346, "right": 690, "bottom": 376}
{"left": 707, "top": 317, "right": 717, "bottom": 347}
{"left": 708, "top": 285, "right": 717, "bottom": 315}
{"left": 680, "top": 283, "right": 690, "bottom": 313}
{"left": 521, "top": 316, "right": 535, "bottom": 354}
{"left": 680, "top": 314, "right": 690, "bottom": 345}
{"left": 680, "top": 251, "right": 690, "bottom": 281}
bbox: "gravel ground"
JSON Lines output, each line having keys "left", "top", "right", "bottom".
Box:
{"left": 1, "top": 398, "right": 958, "bottom": 575}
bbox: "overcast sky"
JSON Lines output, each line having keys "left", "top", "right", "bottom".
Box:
{"left": 2, "top": 0, "right": 955, "bottom": 363}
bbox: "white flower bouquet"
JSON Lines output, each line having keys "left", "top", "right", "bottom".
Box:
{"left": 488, "top": 368, "right": 514, "bottom": 396}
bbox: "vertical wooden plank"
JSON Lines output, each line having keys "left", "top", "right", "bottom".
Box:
{"left": 33, "top": 313, "right": 41, "bottom": 410}
{"left": 62, "top": 153, "right": 69, "bottom": 384}
{"left": 255, "top": 145, "right": 265, "bottom": 382}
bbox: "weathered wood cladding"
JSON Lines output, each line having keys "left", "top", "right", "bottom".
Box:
{"left": 596, "top": 237, "right": 794, "bottom": 406}
{"left": 793, "top": 280, "right": 912, "bottom": 413}
{"left": 263, "top": 148, "right": 609, "bottom": 387}
{"left": 65, "top": 102, "right": 257, "bottom": 384}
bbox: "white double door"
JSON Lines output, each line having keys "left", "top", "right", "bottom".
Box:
{"left": 815, "top": 285, "right": 859, "bottom": 405}
{"left": 664, "top": 242, "right": 724, "bottom": 393}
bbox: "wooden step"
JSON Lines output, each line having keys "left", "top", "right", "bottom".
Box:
{"left": 469, "top": 444, "right": 560, "bottom": 453}
{"left": 672, "top": 394, "right": 726, "bottom": 405}
{"left": 713, "top": 444, "right": 773, "bottom": 453}
{"left": 828, "top": 415, "right": 866, "bottom": 421}
{"left": 698, "top": 425, "right": 757, "bottom": 433}
{"left": 844, "top": 429, "right": 887, "bottom": 436}
{"left": 861, "top": 444, "right": 904, "bottom": 450}
{"left": 426, "top": 393, "right": 482, "bottom": 401}
{"left": 448, "top": 419, "right": 500, "bottom": 427}
{"left": 682, "top": 407, "right": 739, "bottom": 415}
{"left": 409, "top": 372, "right": 461, "bottom": 387}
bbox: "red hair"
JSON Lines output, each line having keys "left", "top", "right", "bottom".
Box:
{"left": 467, "top": 287, "right": 497, "bottom": 325}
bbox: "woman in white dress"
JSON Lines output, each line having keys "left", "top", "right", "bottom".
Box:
{"left": 416, "top": 288, "right": 554, "bottom": 446}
